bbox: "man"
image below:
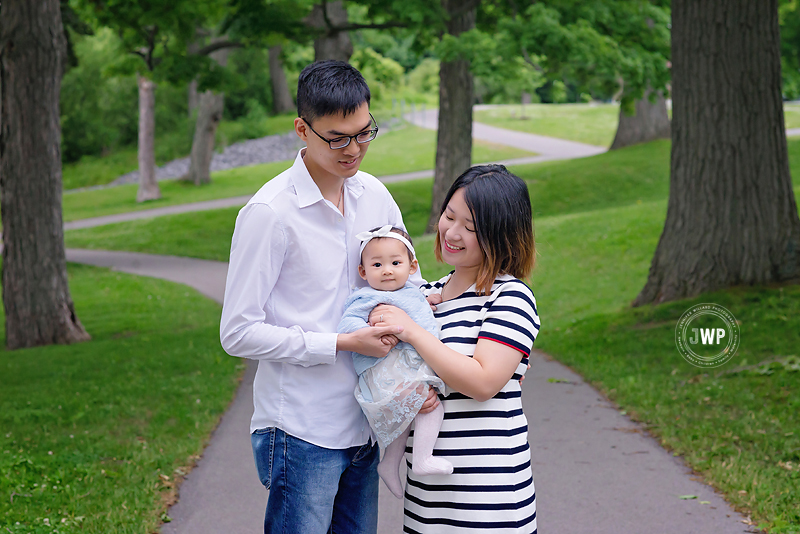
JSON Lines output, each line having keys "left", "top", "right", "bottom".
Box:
{"left": 220, "top": 60, "right": 436, "bottom": 533}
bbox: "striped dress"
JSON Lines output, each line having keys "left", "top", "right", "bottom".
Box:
{"left": 404, "top": 273, "right": 540, "bottom": 534}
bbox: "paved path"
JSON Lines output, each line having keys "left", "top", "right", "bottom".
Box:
{"left": 407, "top": 108, "right": 607, "bottom": 162}
{"left": 65, "top": 248, "right": 755, "bottom": 534}
{"left": 62, "top": 118, "right": 756, "bottom": 533}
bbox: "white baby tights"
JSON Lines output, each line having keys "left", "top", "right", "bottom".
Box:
{"left": 376, "top": 403, "right": 453, "bottom": 499}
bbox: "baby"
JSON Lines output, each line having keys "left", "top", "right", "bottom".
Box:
{"left": 338, "top": 225, "right": 452, "bottom": 499}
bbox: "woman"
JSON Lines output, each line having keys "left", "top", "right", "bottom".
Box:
{"left": 371, "top": 164, "right": 540, "bottom": 533}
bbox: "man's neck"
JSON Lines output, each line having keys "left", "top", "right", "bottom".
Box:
{"left": 302, "top": 148, "right": 346, "bottom": 207}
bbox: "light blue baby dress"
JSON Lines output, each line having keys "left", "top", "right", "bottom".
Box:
{"left": 338, "top": 282, "right": 443, "bottom": 448}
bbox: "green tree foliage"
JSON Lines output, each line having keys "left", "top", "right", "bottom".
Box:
{"left": 487, "top": 0, "right": 671, "bottom": 108}
{"left": 61, "top": 29, "right": 138, "bottom": 162}
{"left": 224, "top": 47, "right": 274, "bottom": 119}
{"left": 60, "top": 29, "right": 194, "bottom": 163}
{"left": 780, "top": 0, "right": 800, "bottom": 99}
{"left": 76, "top": 0, "right": 230, "bottom": 88}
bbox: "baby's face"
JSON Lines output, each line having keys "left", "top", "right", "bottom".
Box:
{"left": 358, "top": 238, "right": 417, "bottom": 291}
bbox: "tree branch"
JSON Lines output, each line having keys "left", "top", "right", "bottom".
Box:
{"left": 321, "top": 0, "right": 333, "bottom": 30}
{"left": 520, "top": 46, "right": 543, "bottom": 72}
{"left": 332, "top": 21, "right": 408, "bottom": 31}
{"left": 195, "top": 40, "right": 243, "bottom": 56}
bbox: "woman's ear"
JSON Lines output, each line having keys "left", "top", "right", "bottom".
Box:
{"left": 358, "top": 264, "right": 368, "bottom": 280}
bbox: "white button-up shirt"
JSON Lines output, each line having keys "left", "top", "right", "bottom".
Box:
{"left": 220, "top": 149, "right": 424, "bottom": 449}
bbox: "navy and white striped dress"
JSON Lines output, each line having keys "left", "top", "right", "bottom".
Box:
{"left": 404, "top": 273, "right": 540, "bottom": 534}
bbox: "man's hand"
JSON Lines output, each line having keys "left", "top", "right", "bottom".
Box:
{"left": 426, "top": 293, "right": 443, "bottom": 312}
{"left": 337, "top": 325, "right": 403, "bottom": 358}
{"left": 418, "top": 386, "right": 440, "bottom": 414}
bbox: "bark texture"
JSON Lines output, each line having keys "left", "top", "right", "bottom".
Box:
{"left": 0, "top": 0, "right": 90, "bottom": 349}
{"left": 187, "top": 79, "right": 199, "bottom": 117}
{"left": 610, "top": 89, "right": 671, "bottom": 150}
{"left": 269, "top": 45, "right": 294, "bottom": 114}
{"left": 186, "top": 45, "right": 229, "bottom": 186}
{"left": 427, "top": 0, "right": 477, "bottom": 232}
{"left": 136, "top": 74, "right": 161, "bottom": 202}
{"left": 187, "top": 90, "right": 224, "bottom": 185}
{"left": 306, "top": 1, "right": 353, "bottom": 62}
{"left": 633, "top": 0, "right": 800, "bottom": 306}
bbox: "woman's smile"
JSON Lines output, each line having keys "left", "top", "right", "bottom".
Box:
{"left": 443, "top": 240, "right": 464, "bottom": 253}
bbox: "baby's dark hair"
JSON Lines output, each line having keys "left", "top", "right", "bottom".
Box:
{"left": 360, "top": 226, "right": 414, "bottom": 264}
{"left": 297, "top": 60, "right": 371, "bottom": 123}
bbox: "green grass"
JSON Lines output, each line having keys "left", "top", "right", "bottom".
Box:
{"left": 360, "top": 122, "right": 534, "bottom": 177}
{"left": 784, "top": 103, "right": 800, "bottom": 130}
{"left": 61, "top": 124, "right": 534, "bottom": 223}
{"left": 0, "top": 265, "right": 242, "bottom": 534}
{"left": 474, "top": 103, "right": 620, "bottom": 147}
{"left": 476, "top": 102, "right": 800, "bottom": 148}
{"left": 63, "top": 136, "right": 800, "bottom": 532}
{"left": 537, "top": 274, "right": 800, "bottom": 533}
{"left": 63, "top": 148, "right": 140, "bottom": 191}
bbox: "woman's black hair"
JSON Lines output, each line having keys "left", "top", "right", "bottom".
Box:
{"left": 434, "top": 164, "right": 535, "bottom": 294}
{"left": 297, "top": 60, "right": 371, "bottom": 122}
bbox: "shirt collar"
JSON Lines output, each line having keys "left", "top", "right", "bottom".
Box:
{"left": 291, "top": 148, "right": 365, "bottom": 209}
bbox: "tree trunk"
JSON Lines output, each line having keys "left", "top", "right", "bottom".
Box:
{"left": 269, "top": 45, "right": 294, "bottom": 114}
{"left": 186, "top": 44, "right": 229, "bottom": 186}
{"left": 187, "top": 90, "right": 224, "bottom": 185}
{"left": 306, "top": 1, "right": 353, "bottom": 62}
{"left": 188, "top": 79, "right": 199, "bottom": 117}
{"left": 426, "top": 0, "right": 477, "bottom": 232}
{"left": 0, "top": 0, "right": 90, "bottom": 349}
{"left": 633, "top": 0, "right": 800, "bottom": 306}
{"left": 136, "top": 74, "right": 160, "bottom": 202}
{"left": 187, "top": 32, "right": 203, "bottom": 117}
{"left": 610, "top": 89, "right": 671, "bottom": 150}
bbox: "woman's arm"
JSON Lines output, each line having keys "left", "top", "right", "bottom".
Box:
{"left": 371, "top": 305, "right": 523, "bottom": 402}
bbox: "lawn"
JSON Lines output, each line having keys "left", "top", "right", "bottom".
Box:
{"left": 0, "top": 265, "right": 242, "bottom": 534}
{"left": 477, "top": 102, "right": 800, "bottom": 149}
{"left": 474, "top": 103, "right": 620, "bottom": 147}
{"left": 61, "top": 123, "right": 534, "bottom": 223}
{"left": 784, "top": 103, "right": 800, "bottom": 130}
{"left": 64, "top": 136, "right": 800, "bottom": 533}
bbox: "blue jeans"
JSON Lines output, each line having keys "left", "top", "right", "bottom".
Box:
{"left": 251, "top": 427, "right": 379, "bottom": 534}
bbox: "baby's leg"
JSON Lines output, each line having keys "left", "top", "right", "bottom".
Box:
{"left": 377, "top": 424, "right": 412, "bottom": 499}
{"left": 411, "top": 402, "right": 453, "bottom": 476}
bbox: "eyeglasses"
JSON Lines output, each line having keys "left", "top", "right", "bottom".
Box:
{"left": 301, "top": 113, "right": 379, "bottom": 150}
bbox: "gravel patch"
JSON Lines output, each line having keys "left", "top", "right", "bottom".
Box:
{"left": 109, "top": 131, "right": 304, "bottom": 187}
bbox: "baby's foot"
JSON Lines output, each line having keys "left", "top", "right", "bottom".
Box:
{"left": 411, "top": 456, "right": 453, "bottom": 477}
{"left": 377, "top": 459, "right": 404, "bottom": 499}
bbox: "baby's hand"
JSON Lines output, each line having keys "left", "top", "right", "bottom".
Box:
{"left": 426, "top": 293, "right": 443, "bottom": 311}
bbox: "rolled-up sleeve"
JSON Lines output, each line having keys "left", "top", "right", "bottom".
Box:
{"left": 219, "top": 203, "right": 337, "bottom": 366}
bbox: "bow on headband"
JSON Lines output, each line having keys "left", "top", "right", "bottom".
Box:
{"left": 356, "top": 224, "right": 416, "bottom": 259}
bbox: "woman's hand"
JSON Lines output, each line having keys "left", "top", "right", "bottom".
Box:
{"left": 369, "top": 304, "right": 419, "bottom": 342}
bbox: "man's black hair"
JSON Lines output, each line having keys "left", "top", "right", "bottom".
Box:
{"left": 297, "top": 60, "right": 371, "bottom": 123}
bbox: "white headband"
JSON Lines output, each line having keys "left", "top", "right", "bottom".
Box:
{"left": 356, "top": 225, "right": 416, "bottom": 259}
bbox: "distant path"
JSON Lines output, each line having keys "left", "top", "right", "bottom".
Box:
{"left": 406, "top": 107, "right": 607, "bottom": 162}
{"left": 65, "top": 113, "right": 604, "bottom": 232}
{"left": 65, "top": 247, "right": 754, "bottom": 534}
